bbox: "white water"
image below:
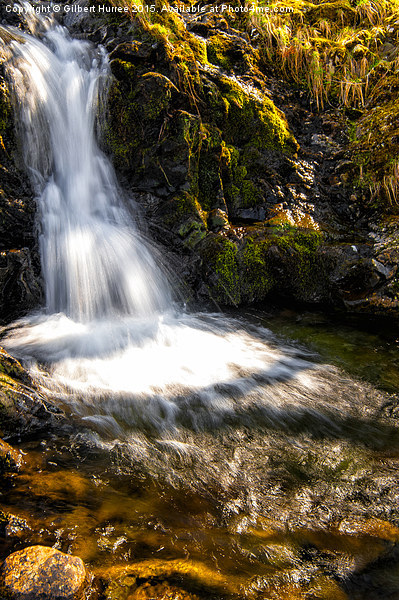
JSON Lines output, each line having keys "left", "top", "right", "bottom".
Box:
{"left": 0, "top": 13, "right": 363, "bottom": 444}
{"left": 4, "top": 15, "right": 170, "bottom": 321}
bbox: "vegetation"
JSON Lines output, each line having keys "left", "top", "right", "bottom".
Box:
{"left": 247, "top": 0, "right": 399, "bottom": 205}
{"left": 248, "top": 0, "right": 399, "bottom": 110}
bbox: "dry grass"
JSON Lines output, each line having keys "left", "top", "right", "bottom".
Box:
{"left": 248, "top": 0, "right": 399, "bottom": 110}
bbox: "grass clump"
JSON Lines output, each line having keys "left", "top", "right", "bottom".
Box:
{"left": 248, "top": 0, "right": 399, "bottom": 110}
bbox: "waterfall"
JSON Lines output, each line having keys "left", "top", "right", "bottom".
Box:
{"left": 4, "top": 15, "right": 170, "bottom": 322}
{"left": 1, "top": 10, "right": 346, "bottom": 444}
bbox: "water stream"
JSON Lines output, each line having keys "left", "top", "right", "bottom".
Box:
{"left": 1, "top": 10, "right": 399, "bottom": 600}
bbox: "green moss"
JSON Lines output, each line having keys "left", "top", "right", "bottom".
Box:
{"left": 0, "top": 348, "right": 30, "bottom": 385}
{"left": 219, "top": 142, "right": 264, "bottom": 210}
{"left": 200, "top": 235, "right": 240, "bottom": 305}
{"left": 241, "top": 180, "right": 262, "bottom": 208}
{"left": 207, "top": 34, "right": 234, "bottom": 70}
{"left": 159, "top": 192, "right": 207, "bottom": 248}
{"left": 274, "top": 228, "right": 325, "bottom": 298}
{"left": 105, "top": 77, "right": 138, "bottom": 169}
{"left": 216, "top": 76, "right": 298, "bottom": 152}
{"left": 240, "top": 238, "right": 274, "bottom": 302}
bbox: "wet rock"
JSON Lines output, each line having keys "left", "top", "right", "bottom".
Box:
{"left": 0, "top": 510, "right": 29, "bottom": 539}
{"left": 0, "top": 347, "right": 32, "bottom": 386}
{"left": 0, "top": 437, "right": 23, "bottom": 472}
{"left": 0, "top": 545, "right": 88, "bottom": 600}
{"left": 207, "top": 208, "right": 229, "bottom": 231}
{"left": 128, "top": 581, "right": 199, "bottom": 600}
{"left": 0, "top": 67, "right": 41, "bottom": 319}
{"left": 0, "top": 347, "right": 66, "bottom": 439}
{"left": 0, "top": 248, "right": 42, "bottom": 320}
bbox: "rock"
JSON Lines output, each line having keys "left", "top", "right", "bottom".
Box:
{"left": 207, "top": 208, "right": 229, "bottom": 230}
{"left": 0, "top": 347, "right": 32, "bottom": 387}
{"left": 128, "top": 581, "right": 199, "bottom": 600}
{"left": 0, "top": 545, "right": 88, "bottom": 600}
{"left": 0, "top": 438, "right": 23, "bottom": 473}
{"left": 0, "top": 347, "right": 66, "bottom": 440}
{"left": 0, "top": 510, "right": 29, "bottom": 539}
{"left": 0, "top": 248, "right": 42, "bottom": 320}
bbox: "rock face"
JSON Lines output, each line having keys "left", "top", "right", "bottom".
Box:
{"left": 0, "top": 546, "right": 87, "bottom": 600}
{"left": 68, "top": 5, "right": 397, "bottom": 315}
{"left": 0, "top": 40, "right": 42, "bottom": 320}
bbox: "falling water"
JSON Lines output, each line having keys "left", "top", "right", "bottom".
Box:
{"left": 3, "top": 14, "right": 170, "bottom": 322}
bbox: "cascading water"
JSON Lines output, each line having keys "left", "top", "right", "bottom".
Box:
{"left": 4, "top": 13, "right": 170, "bottom": 322}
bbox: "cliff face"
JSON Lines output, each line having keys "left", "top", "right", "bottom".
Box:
{"left": 1, "top": 0, "right": 399, "bottom": 316}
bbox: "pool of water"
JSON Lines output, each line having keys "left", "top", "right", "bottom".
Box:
{"left": 1, "top": 308, "right": 399, "bottom": 600}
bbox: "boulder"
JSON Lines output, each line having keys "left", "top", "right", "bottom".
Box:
{"left": 0, "top": 545, "right": 88, "bottom": 600}
{"left": 0, "top": 438, "right": 23, "bottom": 473}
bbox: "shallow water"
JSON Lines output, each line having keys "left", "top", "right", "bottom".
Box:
{"left": 2, "top": 309, "right": 399, "bottom": 600}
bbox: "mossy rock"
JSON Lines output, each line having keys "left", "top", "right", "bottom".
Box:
{"left": 268, "top": 227, "right": 330, "bottom": 302}
{"left": 106, "top": 64, "right": 179, "bottom": 175}
{"left": 215, "top": 76, "right": 298, "bottom": 152}
{"left": 155, "top": 192, "right": 207, "bottom": 249}
{"left": 197, "top": 226, "right": 328, "bottom": 306}
{"left": 199, "top": 234, "right": 240, "bottom": 305}
{"left": 0, "top": 347, "right": 32, "bottom": 386}
{"left": 206, "top": 33, "right": 259, "bottom": 74}
{"left": 239, "top": 237, "right": 274, "bottom": 303}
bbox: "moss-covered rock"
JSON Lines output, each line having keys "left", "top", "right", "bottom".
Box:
{"left": 197, "top": 227, "right": 330, "bottom": 306}
{"left": 215, "top": 75, "right": 297, "bottom": 152}
{"left": 155, "top": 191, "right": 207, "bottom": 248}
{"left": 105, "top": 8, "right": 298, "bottom": 223}
{"left": 240, "top": 237, "right": 274, "bottom": 303}
{"left": 206, "top": 32, "right": 259, "bottom": 74}
{"left": 199, "top": 234, "right": 240, "bottom": 305}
